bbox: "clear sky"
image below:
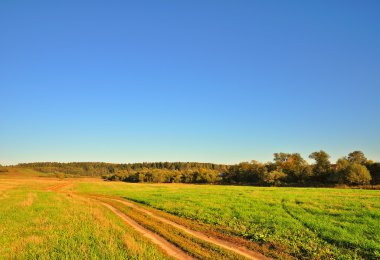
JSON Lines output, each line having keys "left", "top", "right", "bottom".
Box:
{"left": 1, "top": 1, "right": 379, "bottom": 165}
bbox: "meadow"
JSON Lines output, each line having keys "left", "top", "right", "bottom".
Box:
{"left": 1, "top": 168, "right": 379, "bottom": 259}
{"left": 0, "top": 172, "right": 168, "bottom": 259}
{"left": 76, "top": 182, "right": 380, "bottom": 259}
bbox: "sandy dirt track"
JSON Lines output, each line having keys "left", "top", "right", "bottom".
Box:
{"left": 102, "top": 202, "right": 195, "bottom": 260}
{"left": 46, "top": 182, "right": 270, "bottom": 260}
{"left": 106, "top": 197, "right": 269, "bottom": 260}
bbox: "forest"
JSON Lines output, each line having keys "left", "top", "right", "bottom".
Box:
{"left": 15, "top": 151, "right": 380, "bottom": 186}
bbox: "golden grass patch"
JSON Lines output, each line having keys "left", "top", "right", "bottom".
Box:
{"left": 24, "top": 235, "right": 43, "bottom": 245}
{"left": 122, "top": 233, "right": 144, "bottom": 255}
{"left": 19, "top": 193, "right": 37, "bottom": 207}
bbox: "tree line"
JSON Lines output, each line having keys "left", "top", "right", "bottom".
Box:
{"left": 224, "top": 151, "right": 379, "bottom": 186}
{"left": 16, "top": 151, "right": 380, "bottom": 186}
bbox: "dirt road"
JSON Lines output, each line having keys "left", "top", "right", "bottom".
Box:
{"left": 103, "top": 202, "right": 195, "bottom": 260}
{"left": 47, "top": 182, "right": 270, "bottom": 260}
{"left": 104, "top": 197, "right": 269, "bottom": 260}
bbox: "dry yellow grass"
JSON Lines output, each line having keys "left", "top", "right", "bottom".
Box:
{"left": 0, "top": 172, "right": 170, "bottom": 259}
{"left": 19, "top": 192, "right": 37, "bottom": 207}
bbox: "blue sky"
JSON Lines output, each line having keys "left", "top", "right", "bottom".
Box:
{"left": 1, "top": 1, "right": 379, "bottom": 165}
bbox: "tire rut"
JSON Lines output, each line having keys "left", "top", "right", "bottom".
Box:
{"left": 102, "top": 202, "right": 195, "bottom": 260}
{"left": 98, "top": 196, "right": 269, "bottom": 260}
{"left": 46, "top": 182, "right": 72, "bottom": 191}
{"left": 46, "top": 183, "right": 270, "bottom": 260}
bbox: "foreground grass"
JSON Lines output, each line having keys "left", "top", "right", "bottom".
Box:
{"left": 0, "top": 179, "right": 168, "bottom": 259}
{"left": 77, "top": 182, "right": 380, "bottom": 259}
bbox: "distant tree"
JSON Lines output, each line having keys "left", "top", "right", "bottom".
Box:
{"left": 152, "top": 169, "right": 165, "bottom": 183}
{"left": 193, "top": 169, "right": 220, "bottom": 183}
{"left": 334, "top": 158, "right": 351, "bottom": 184}
{"left": 309, "top": 150, "right": 331, "bottom": 182}
{"left": 273, "top": 153, "right": 292, "bottom": 164}
{"left": 249, "top": 160, "right": 268, "bottom": 183}
{"left": 336, "top": 158, "right": 350, "bottom": 170}
{"left": 14, "top": 156, "right": 380, "bottom": 187}
{"left": 273, "top": 153, "right": 310, "bottom": 183}
{"left": 223, "top": 160, "right": 267, "bottom": 184}
{"left": 262, "top": 161, "right": 273, "bottom": 171}
{"left": 137, "top": 173, "right": 145, "bottom": 182}
{"left": 346, "top": 163, "right": 371, "bottom": 185}
{"left": 263, "top": 171, "right": 287, "bottom": 186}
{"left": 334, "top": 158, "right": 371, "bottom": 185}
{"left": 365, "top": 162, "right": 380, "bottom": 185}
{"left": 108, "top": 165, "right": 115, "bottom": 174}
{"left": 347, "top": 151, "right": 367, "bottom": 164}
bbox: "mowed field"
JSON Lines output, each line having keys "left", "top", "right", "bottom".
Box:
{"left": 1, "top": 168, "right": 379, "bottom": 259}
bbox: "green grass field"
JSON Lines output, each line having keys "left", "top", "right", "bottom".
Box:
{"left": 76, "top": 182, "right": 380, "bottom": 259}
{"left": 1, "top": 168, "right": 379, "bottom": 259}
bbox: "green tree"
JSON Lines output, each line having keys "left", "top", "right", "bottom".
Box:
{"left": 346, "top": 163, "right": 371, "bottom": 185}
{"left": 309, "top": 150, "right": 331, "bottom": 182}
{"left": 334, "top": 158, "right": 371, "bottom": 185}
{"left": 331, "top": 158, "right": 350, "bottom": 184}
{"left": 347, "top": 151, "right": 367, "bottom": 164}
{"left": 273, "top": 153, "right": 310, "bottom": 183}
{"left": 137, "top": 173, "right": 145, "bottom": 182}
{"left": 366, "top": 162, "right": 380, "bottom": 185}
{"left": 263, "top": 171, "right": 287, "bottom": 186}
